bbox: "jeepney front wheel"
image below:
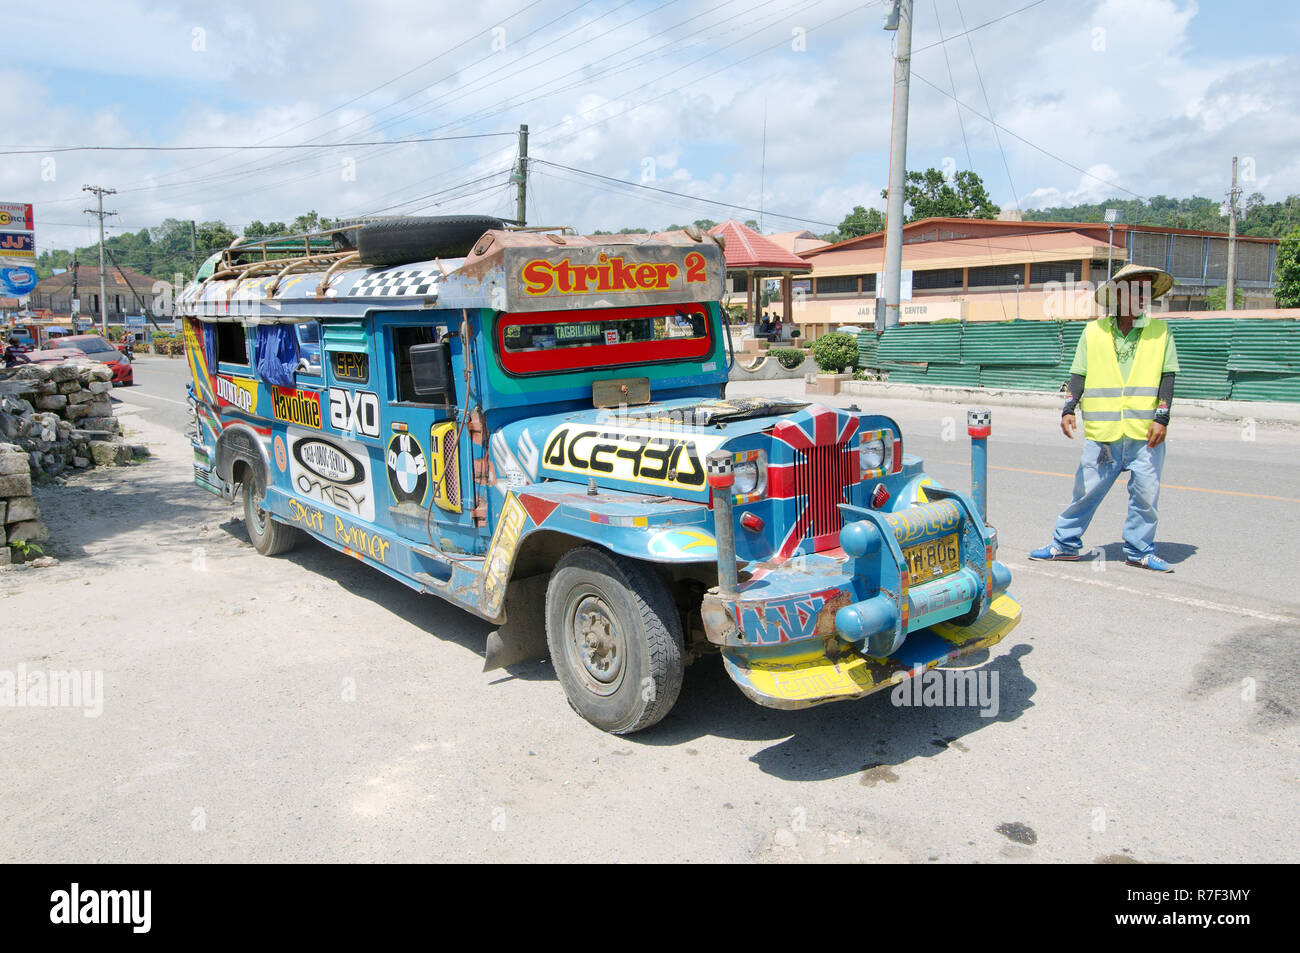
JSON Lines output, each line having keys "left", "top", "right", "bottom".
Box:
{"left": 241, "top": 472, "right": 298, "bottom": 557}
{"left": 545, "top": 546, "right": 684, "bottom": 734}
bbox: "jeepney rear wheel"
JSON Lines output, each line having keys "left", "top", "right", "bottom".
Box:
{"left": 241, "top": 472, "right": 298, "bottom": 557}
{"left": 545, "top": 546, "right": 684, "bottom": 734}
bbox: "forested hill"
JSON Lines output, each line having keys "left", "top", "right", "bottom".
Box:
{"left": 1021, "top": 194, "right": 1300, "bottom": 238}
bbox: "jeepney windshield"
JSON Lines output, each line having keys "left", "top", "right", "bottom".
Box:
{"left": 496, "top": 304, "right": 712, "bottom": 376}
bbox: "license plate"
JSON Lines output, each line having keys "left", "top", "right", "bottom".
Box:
{"left": 903, "top": 533, "right": 960, "bottom": 580}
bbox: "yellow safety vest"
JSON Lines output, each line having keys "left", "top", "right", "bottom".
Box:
{"left": 1079, "top": 317, "right": 1167, "bottom": 442}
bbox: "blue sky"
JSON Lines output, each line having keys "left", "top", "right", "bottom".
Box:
{"left": 3, "top": 0, "right": 1298, "bottom": 254}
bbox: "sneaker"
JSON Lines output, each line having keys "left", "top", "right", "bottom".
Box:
{"left": 1028, "top": 544, "right": 1080, "bottom": 561}
{"left": 1126, "top": 554, "right": 1173, "bottom": 573}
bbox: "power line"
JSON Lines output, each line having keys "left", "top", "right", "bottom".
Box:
{"left": 0, "top": 132, "right": 517, "bottom": 156}
{"left": 532, "top": 159, "right": 838, "bottom": 227}
{"left": 910, "top": 69, "right": 1145, "bottom": 200}
{"left": 911, "top": 0, "right": 1049, "bottom": 54}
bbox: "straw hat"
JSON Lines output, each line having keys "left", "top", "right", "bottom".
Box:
{"left": 1095, "top": 263, "right": 1174, "bottom": 311}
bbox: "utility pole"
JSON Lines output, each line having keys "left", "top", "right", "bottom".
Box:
{"left": 1226, "top": 156, "right": 1241, "bottom": 312}
{"left": 190, "top": 219, "right": 198, "bottom": 279}
{"left": 880, "top": 0, "right": 913, "bottom": 334}
{"left": 82, "top": 184, "right": 117, "bottom": 335}
{"left": 513, "top": 123, "right": 529, "bottom": 226}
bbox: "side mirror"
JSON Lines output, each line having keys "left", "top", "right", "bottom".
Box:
{"left": 410, "top": 341, "right": 452, "bottom": 398}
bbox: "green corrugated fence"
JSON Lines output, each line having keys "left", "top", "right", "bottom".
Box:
{"left": 856, "top": 319, "right": 1300, "bottom": 402}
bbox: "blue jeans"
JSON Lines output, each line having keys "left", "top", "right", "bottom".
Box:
{"left": 1051, "top": 437, "right": 1165, "bottom": 561}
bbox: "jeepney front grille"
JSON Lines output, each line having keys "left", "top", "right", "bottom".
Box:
{"left": 793, "top": 441, "right": 856, "bottom": 546}
{"left": 442, "top": 427, "right": 460, "bottom": 509}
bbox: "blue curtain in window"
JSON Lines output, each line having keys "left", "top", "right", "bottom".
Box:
{"left": 201, "top": 322, "right": 218, "bottom": 371}
{"left": 254, "top": 324, "right": 300, "bottom": 387}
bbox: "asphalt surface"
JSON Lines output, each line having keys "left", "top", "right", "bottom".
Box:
{"left": 3, "top": 356, "right": 1295, "bottom": 863}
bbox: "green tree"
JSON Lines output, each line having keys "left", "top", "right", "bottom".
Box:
{"left": 1274, "top": 227, "right": 1300, "bottom": 308}
{"left": 1205, "top": 285, "right": 1244, "bottom": 310}
{"left": 883, "top": 168, "right": 1000, "bottom": 222}
{"left": 823, "top": 205, "right": 885, "bottom": 243}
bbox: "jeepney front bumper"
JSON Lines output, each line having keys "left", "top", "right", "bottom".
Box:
{"left": 700, "top": 491, "right": 1019, "bottom": 710}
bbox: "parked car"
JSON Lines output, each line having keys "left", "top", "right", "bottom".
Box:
{"left": 26, "top": 347, "right": 90, "bottom": 364}
{"left": 50, "top": 334, "right": 133, "bottom": 385}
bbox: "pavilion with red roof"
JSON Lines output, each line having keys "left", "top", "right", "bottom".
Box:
{"left": 707, "top": 220, "right": 811, "bottom": 324}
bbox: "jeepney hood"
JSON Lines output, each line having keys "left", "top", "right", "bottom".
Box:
{"left": 490, "top": 396, "right": 809, "bottom": 502}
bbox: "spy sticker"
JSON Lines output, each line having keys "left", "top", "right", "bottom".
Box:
{"left": 386, "top": 432, "right": 427, "bottom": 504}
{"left": 273, "top": 434, "right": 287, "bottom": 472}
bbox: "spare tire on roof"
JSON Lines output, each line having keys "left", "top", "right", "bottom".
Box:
{"left": 355, "top": 215, "right": 506, "bottom": 267}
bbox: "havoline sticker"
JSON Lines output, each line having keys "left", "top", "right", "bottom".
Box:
{"left": 271, "top": 387, "right": 322, "bottom": 428}
{"left": 540, "top": 424, "right": 725, "bottom": 491}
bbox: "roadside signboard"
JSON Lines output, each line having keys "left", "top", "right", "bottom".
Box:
{"left": 0, "top": 203, "right": 34, "bottom": 231}
{"left": 0, "top": 265, "right": 37, "bottom": 296}
{"left": 125, "top": 314, "right": 146, "bottom": 329}
{"left": 0, "top": 232, "right": 35, "bottom": 258}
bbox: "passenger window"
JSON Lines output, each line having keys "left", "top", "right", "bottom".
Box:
{"left": 295, "top": 321, "right": 323, "bottom": 378}
{"left": 216, "top": 323, "right": 249, "bottom": 366}
{"left": 393, "top": 326, "right": 454, "bottom": 406}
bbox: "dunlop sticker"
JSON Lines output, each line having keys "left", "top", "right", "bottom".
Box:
{"left": 215, "top": 375, "right": 258, "bottom": 414}
{"left": 541, "top": 424, "right": 725, "bottom": 491}
{"left": 271, "top": 387, "right": 322, "bottom": 428}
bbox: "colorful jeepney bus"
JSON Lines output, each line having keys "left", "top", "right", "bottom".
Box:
{"left": 180, "top": 216, "right": 1020, "bottom": 733}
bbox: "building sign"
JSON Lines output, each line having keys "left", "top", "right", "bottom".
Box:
{"left": 0, "top": 232, "right": 35, "bottom": 258}
{"left": 0, "top": 203, "right": 34, "bottom": 231}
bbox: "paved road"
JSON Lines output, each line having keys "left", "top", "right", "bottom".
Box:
{"left": 114, "top": 354, "right": 192, "bottom": 433}
{"left": 4, "top": 369, "right": 1296, "bottom": 863}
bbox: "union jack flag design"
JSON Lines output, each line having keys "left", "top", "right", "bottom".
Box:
{"left": 767, "top": 405, "right": 860, "bottom": 560}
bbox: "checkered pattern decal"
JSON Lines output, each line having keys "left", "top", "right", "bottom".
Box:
{"left": 967, "top": 409, "right": 991, "bottom": 428}
{"left": 345, "top": 267, "right": 442, "bottom": 298}
{"left": 706, "top": 454, "right": 732, "bottom": 477}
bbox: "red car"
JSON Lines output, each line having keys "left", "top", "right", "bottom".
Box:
{"left": 51, "top": 334, "right": 133, "bottom": 385}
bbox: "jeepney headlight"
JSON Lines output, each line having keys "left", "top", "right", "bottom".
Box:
{"left": 729, "top": 450, "right": 767, "bottom": 499}
{"left": 733, "top": 460, "right": 760, "bottom": 495}
{"left": 860, "top": 436, "right": 886, "bottom": 472}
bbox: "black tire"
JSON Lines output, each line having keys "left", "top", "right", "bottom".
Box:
{"left": 356, "top": 214, "right": 504, "bottom": 267}
{"left": 545, "top": 546, "right": 684, "bottom": 734}
{"left": 242, "top": 473, "right": 297, "bottom": 556}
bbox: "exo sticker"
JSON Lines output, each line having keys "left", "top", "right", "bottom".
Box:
{"left": 287, "top": 428, "right": 374, "bottom": 521}
{"left": 386, "top": 432, "right": 428, "bottom": 505}
{"left": 215, "top": 375, "right": 258, "bottom": 414}
{"left": 541, "top": 424, "right": 726, "bottom": 491}
{"left": 328, "top": 388, "right": 381, "bottom": 438}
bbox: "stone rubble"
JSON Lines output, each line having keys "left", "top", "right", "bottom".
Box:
{"left": 0, "top": 360, "right": 150, "bottom": 566}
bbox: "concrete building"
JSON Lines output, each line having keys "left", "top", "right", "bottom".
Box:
{"left": 28, "top": 265, "right": 159, "bottom": 324}
{"left": 778, "top": 217, "right": 1281, "bottom": 338}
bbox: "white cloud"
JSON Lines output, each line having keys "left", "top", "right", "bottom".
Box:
{"left": 7, "top": 0, "right": 1299, "bottom": 254}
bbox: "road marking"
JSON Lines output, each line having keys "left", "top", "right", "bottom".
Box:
{"left": 1005, "top": 560, "right": 1300, "bottom": 625}
{"left": 934, "top": 459, "right": 1300, "bottom": 504}
{"left": 117, "top": 390, "right": 187, "bottom": 406}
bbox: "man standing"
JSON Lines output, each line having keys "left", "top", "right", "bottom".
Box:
{"left": 1030, "top": 264, "right": 1179, "bottom": 572}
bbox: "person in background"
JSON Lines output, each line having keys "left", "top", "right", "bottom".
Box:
{"left": 1030, "top": 264, "right": 1179, "bottom": 572}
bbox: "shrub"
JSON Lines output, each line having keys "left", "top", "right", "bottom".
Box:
{"left": 769, "top": 347, "right": 805, "bottom": 369}
{"left": 810, "top": 332, "right": 858, "bottom": 373}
